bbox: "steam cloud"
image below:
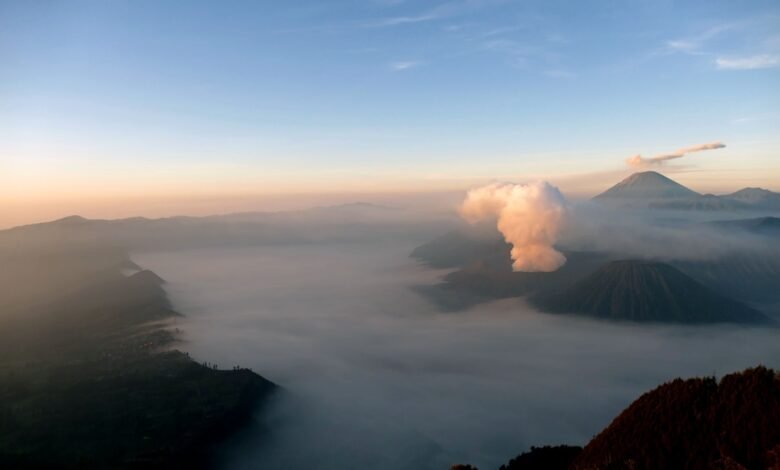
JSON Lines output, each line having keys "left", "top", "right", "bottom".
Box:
{"left": 626, "top": 141, "right": 726, "bottom": 168}
{"left": 459, "top": 181, "right": 568, "bottom": 272}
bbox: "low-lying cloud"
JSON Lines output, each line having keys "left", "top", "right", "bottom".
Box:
{"left": 133, "top": 239, "right": 780, "bottom": 470}
{"left": 459, "top": 181, "right": 568, "bottom": 272}
{"left": 626, "top": 141, "right": 726, "bottom": 168}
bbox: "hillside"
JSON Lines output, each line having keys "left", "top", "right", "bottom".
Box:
{"left": 0, "top": 238, "right": 277, "bottom": 468}
{"left": 572, "top": 366, "right": 780, "bottom": 469}
{"left": 532, "top": 260, "right": 770, "bottom": 324}
{"left": 452, "top": 367, "right": 780, "bottom": 470}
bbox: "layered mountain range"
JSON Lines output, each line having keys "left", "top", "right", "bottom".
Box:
{"left": 594, "top": 171, "right": 780, "bottom": 211}
{"left": 413, "top": 171, "right": 780, "bottom": 324}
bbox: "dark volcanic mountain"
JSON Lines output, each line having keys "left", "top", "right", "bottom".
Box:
{"left": 571, "top": 366, "right": 780, "bottom": 470}
{"left": 594, "top": 171, "right": 699, "bottom": 200}
{"left": 410, "top": 229, "right": 509, "bottom": 269}
{"left": 532, "top": 260, "right": 770, "bottom": 324}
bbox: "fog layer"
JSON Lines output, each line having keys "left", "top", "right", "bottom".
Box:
{"left": 134, "top": 241, "right": 780, "bottom": 470}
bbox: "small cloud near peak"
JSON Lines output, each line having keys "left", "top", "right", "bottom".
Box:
{"left": 626, "top": 142, "right": 726, "bottom": 168}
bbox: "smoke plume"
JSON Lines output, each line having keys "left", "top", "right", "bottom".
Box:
{"left": 626, "top": 141, "right": 725, "bottom": 168}
{"left": 459, "top": 181, "right": 568, "bottom": 272}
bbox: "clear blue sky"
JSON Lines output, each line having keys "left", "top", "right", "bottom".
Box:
{"left": 2, "top": 0, "right": 779, "bottom": 223}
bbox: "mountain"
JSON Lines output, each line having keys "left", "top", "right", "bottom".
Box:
{"left": 414, "top": 248, "right": 609, "bottom": 312}
{"left": 410, "top": 229, "right": 509, "bottom": 269}
{"left": 594, "top": 171, "right": 700, "bottom": 200}
{"left": 571, "top": 366, "right": 780, "bottom": 470}
{"left": 594, "top": 172, "right": 780, "bottom": 211}
{"left": 722, "top": 187, "right": 780, "bottom": 210}
{"left": 532, "top": 260, "right": 770, "bottom": 324}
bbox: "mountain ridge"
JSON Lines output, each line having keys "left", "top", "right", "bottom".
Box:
{"left": 594, "top": 171, "right": 780, "bottom": 211}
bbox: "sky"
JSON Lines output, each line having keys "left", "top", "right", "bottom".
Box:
{"left": 1, "top": 0, "right": 780, "bottom": 227}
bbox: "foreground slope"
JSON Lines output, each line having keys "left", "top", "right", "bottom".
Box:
{"left": 454, "top": 367, "right": 779, "bottom": 470}
{"left": 572, "top": 366, "right": 780, "bottom": 470}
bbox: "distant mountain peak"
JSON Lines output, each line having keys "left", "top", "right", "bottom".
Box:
{"left": 53, "top": 215, "right": 90, "bottom": 225}
{"left": 730, "top": 187, "right": 771, "bottom": 195}
{"left": 595, "top": 171, "right": 700, "bottom": 199}
{"left": 724, "top": 186, "right": 780, "bottom": 204}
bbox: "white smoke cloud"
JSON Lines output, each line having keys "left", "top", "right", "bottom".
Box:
{"left": 626, "top": 141, "right": 725, "bottom": 168}
{"left": 459, "top": 181, "right": 568, "bottom": 272}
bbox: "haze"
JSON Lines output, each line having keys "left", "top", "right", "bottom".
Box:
{"left": 2, "top": 1, "right": 780, "bottom": 469}
{"left": 133, "top": 237, "right": 779, "bottom": 469}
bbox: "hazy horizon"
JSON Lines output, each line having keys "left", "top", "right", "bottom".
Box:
{"left": 2, "top": 1, "right": 779, "bottom": 468}
{"left": 3, "top": 1, "right": 780, "bottom": 230}
{"left": 4, "top": 168, "right": 780, "bottom": 230}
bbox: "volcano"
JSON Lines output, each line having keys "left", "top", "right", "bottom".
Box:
{"left": 594, "top": 171, "right": 699, "bottom": 200}
{"left": 532, "top": 260, "right": 771, "bottom": 324}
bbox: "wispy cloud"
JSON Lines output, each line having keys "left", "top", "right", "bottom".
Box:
{"left": 716, "top": 54, "right": 780, "bottom": 70}
{"left": 369, "top": 13, "right": 439, "bottom": 27}
{"left": 389, "top": 60, "right": 423, "bottom": 71}
{"left": 664, "top": 24, "right": 735, "bottom": 56}
{"left": 626, "top": 142, "right": 726, "bottom": 168}
{"left": 365, "top": 0, "right": 507, "bottom": 28}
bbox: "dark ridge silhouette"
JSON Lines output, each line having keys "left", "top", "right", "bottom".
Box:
{"left": 0, "top": 239, "right": 277, "bottom": 469}
{"left": 572, "top": 366, "right": 780, "bottom": 470}
{"left": 532, "top": 260, "right": 770, "bottom": 324}
{"left": 500, "top": 445, "right": 583, "bottom": 470}
{"left": 410, "top": 229, "right": 509, "bottom": 269}
{"left": 594, "top": 171, "right": 700, "bottom": 200}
